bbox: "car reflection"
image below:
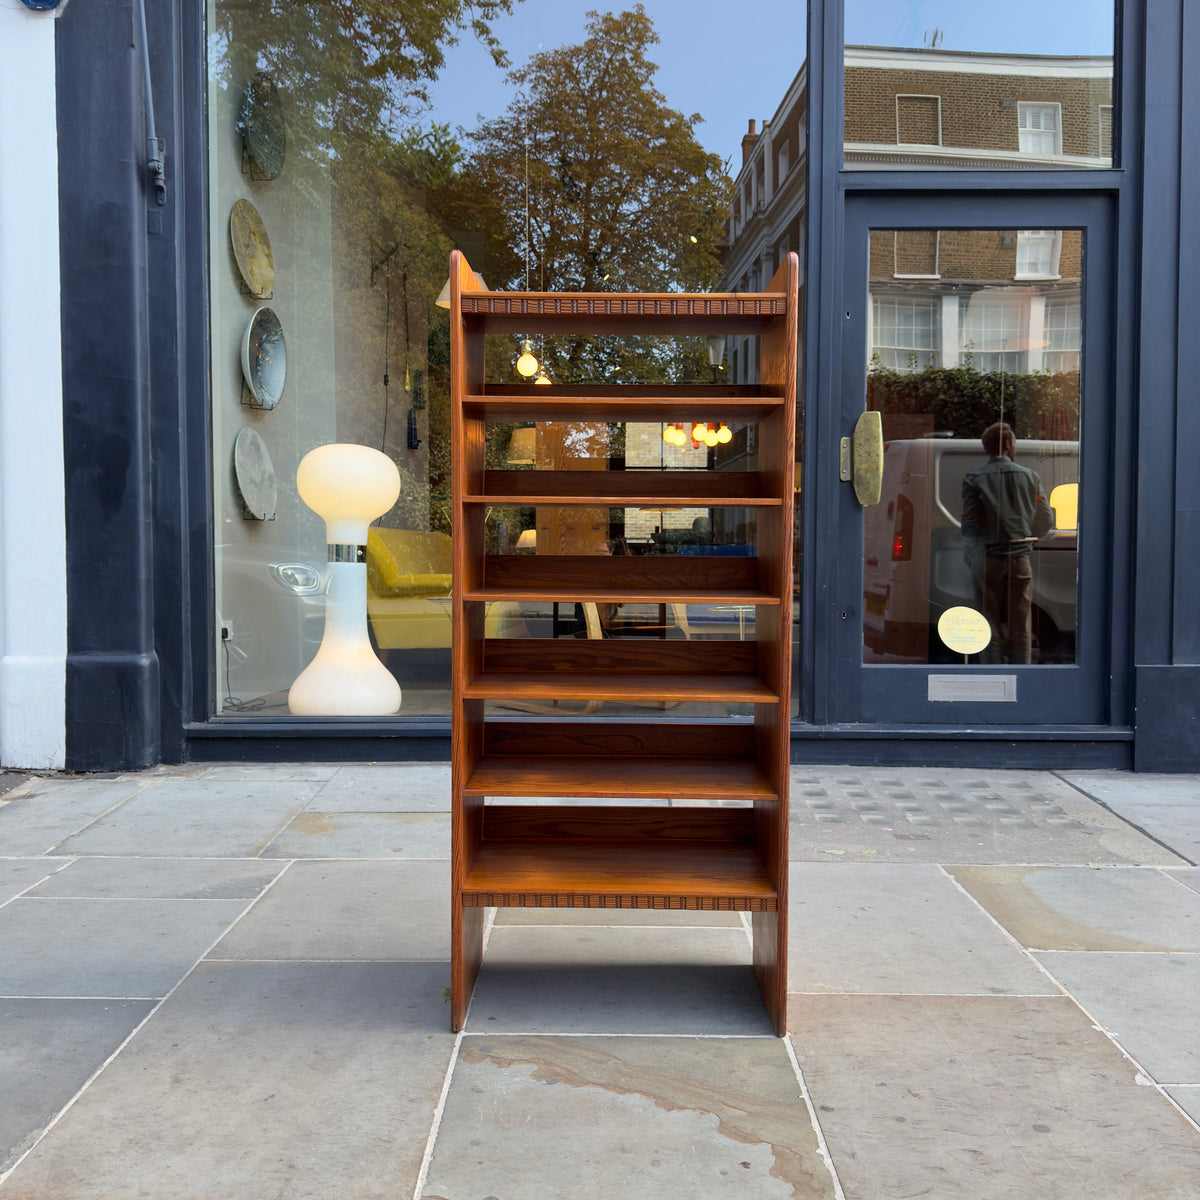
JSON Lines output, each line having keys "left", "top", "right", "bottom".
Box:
{"left": 863, "top": 437, "right": 1078, "bottom": 664}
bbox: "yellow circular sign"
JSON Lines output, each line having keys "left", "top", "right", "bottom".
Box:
{"left": 937, "top": 606, "right": 992, "bottom": 655}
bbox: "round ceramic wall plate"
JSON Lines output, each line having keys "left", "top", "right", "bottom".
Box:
{"left": 241, "top": 307, "right": 287, "bottom": 410}
{"left": 229, "top": 199, "right": 275, "bottom": 298}
{"left": 233, "top": 427, "right": 277, "bottom": 521}
{"left": 237, "top": 72, "right": 286, "bottom": 180}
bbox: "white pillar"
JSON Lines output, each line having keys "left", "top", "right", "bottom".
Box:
{"left": 1026, "top": 293, "right": 1046, "bottom": 373}
{"left": 0, "top": 0, "right": 67, "bottom": 768}
{"left": 762, "top": 122, "right": 774, "bottom": 203}
{"left": 940, "top": 292, "right": 960, "bottom": 367}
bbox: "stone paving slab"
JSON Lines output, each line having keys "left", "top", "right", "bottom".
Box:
{"left": 199, "top": 764, "right": 340, "bottom": 782}
{"left": 789, "top": 768, "right": 1182, "bottom": 865}
{"left": 948, "top": 866, "right": 1200, "bottom": 951}
{"left": 0, "top": 898, "right": 249, "bottom": 998}
{"left": 1033, "top": 951, "right": 1200, "bottom": 1084}
{"left": 211, "top": 860, "right": 449, "bottom": 961}
{"left": 1062, "top": 772, "right": 1200, "bottom": 805}
{"left": 1169, "top": 867, "right": 1200, "bottom": 895}
{"left": 310, "top": 764, "right": 451, "bottom": 812}
{"left": 0, "top": 783, "right": 146, "bottom": 856}
{"left": 26, "top": 857, "right": 283, "bottom": 900}
{"left": 422, "top": 1035, "right": 832, "bottom": 1200}
{"left": 263, "top": 811, "right": 450, "bottom": 858}
{"left": 1062, "top": 772, "right": 1200, "bottom": 863}
{"left": 0, "top": 998, "right": 154, "bottom": 1175}
{"left": 0, "top": 962, "right": 454, "bottom": 1200}
{"left": 1168, "top": 1086, "right": 1200, "bottom": 1123}
{"left": 789, "top": 863, "right": 1054, "bottom": 995}
{"left": 0, "top": 773, "right": 34, "bottom": 802}
{"left": 466, "top": 925, "right": 772, "bottom": 1035}
{"left": 54, "top": 781, "right": 319, "bottom": 858}
{"left": 0, "top": 860, "right": 71, "bottom": 905}
{"left": 788, "top": 994, "right": 1200, "bottom": 1200}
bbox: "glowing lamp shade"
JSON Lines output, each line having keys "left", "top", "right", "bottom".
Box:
{"left": 296, "top": 444, "right": 400, "bottom": 543}
{"left": 515, "top": 339, "right": 540, "bottom": 377}
{"left": 288, "top": 444, "right": 403, "bottom": 716}
{"left": 507, "top": 427, "right": 537, "bottom": 465}
{"left": 1048, "top": 482, "right": 1078, "bottom": 531}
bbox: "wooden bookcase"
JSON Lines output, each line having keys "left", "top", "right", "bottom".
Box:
{"left": 449, "top": 250, "right": 798, "bottom": 1034}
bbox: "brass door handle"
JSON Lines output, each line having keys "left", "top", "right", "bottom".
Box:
{"left": 839, "top": 410, "right": 883, "bottom": 507}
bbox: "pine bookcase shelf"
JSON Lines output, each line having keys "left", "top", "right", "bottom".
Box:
{"left": 450, "top": 250, "right": 798, "bottom": 1035}
{"left": 464, "top": 753, "right": 779, "bottom": 803}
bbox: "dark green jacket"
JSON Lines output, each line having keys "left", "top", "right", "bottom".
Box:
{"left": 961, "top": 456, "right": 1051, "bottom": 557}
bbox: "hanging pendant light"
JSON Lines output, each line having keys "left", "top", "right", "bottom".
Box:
{"left": 533, "top": 364, "right": 552, "bottom": 385}
{"left": 717, "top": 422, "right": 733, "bottom": 444}
{"left": 515, "top": 339, "right": 539, "bottom": 377}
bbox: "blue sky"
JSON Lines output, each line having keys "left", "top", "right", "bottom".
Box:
{"left": 424, "top": 1, "right": 807, "bottom": 166}
{"left": 423, "top": 1, "right": 1113, "bottom": 166}
{"left": 845, "top": 0, "right": 1114, "bottom": 56}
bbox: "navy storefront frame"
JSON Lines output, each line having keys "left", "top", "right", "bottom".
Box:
{"left": 55, "top": 0, "right": 1197, "bottom": 769}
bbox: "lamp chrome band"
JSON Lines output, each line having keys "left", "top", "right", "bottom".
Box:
{"left": 327, "top": 543, "right": 366, "bottom": 564}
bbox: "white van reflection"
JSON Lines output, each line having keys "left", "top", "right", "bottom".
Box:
{"left": 863, "top": 437, "right": 1079, "bottom": 664}
{"left": 216, "top": 548, "right": 327, "bottom": 706}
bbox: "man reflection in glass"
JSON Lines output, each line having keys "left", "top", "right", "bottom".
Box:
{"left": 962, "top": 422, "right": 1053, "bottom": 664}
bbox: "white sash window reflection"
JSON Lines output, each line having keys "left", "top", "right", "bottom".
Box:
{"left": 872, "top": 296, "right": 939, "bottom": 372}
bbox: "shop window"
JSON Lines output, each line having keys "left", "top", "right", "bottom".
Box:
{"left": 844, "top": 2, "right": 1114, "bottom": 170}
{"left": 205, "top": 0, "right": 802, "bottom": 718}
{"left": 865, "top": 229, "right": 1082, "bottom": 668}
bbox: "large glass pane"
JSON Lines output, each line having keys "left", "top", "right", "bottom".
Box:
{"left": 862, "top": 229, "right": 1081, "bottom": 665}
{"left": 206, "top": 1, "right": 806, "bottom": 717}
{"left": 844, "top": 2, "right": 1115, "bottom": 169}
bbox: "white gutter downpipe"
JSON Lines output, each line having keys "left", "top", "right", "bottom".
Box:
{"left": 0, "top": 0, "right": 68, "bottom": 769}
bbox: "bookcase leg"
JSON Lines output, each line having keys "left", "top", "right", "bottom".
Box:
{"left": 752, "top": 910, "right": 787, "bottom": 1036}
{"left": 450, "top": 900, "right": 484, "bottom": 1032}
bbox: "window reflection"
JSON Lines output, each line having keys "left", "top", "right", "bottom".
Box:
{"left": 863, "top": 229, "right": 1081, "bottom": 665}
{"left": 844, "top": 1, "right": 1115, "bottom": 169}
{"left": 207, "top": 1, "right": 802, "bottom": 717}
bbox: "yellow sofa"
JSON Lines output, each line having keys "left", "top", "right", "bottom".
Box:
{"left": 365, "top": 527, "right": 523, "bottom": 649}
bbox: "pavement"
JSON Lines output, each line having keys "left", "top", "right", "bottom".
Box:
{"left": 0, "top": 760, "right": 1198, "bottom": 1199}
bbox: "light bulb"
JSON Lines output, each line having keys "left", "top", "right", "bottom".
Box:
{"left": 691, "top": 422, "right": 706, "bottom": 442}
{"left": 671, "top": 426, "right": 687, "bottom": 446}
{"left": 515, "top": 339, "right": 539, "bottom": 377}
{"left": 717, "top": 422, "right": 733, "bottom": 444}
{"left": 662, "top": 424, "right": 676, "bottom": 444}
{"left": 533, "top": 366, "right": 552, "bottom": 385}
{"left": 704, "top": 423, "right": 719, "bottom": 447}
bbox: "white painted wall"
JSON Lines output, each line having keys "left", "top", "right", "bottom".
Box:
{"left": 0, "top": 0, "right": 67, "bottom": 768}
